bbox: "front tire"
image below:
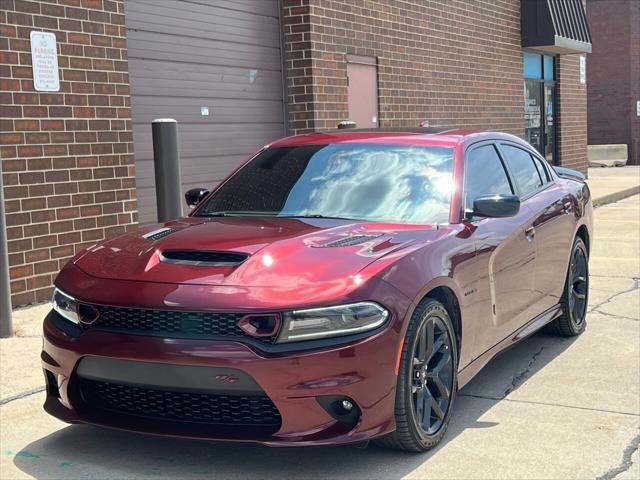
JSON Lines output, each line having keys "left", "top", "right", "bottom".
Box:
{"left": 549, "top": 236, "right": 589, "bottom": 337}
{"left": 375, "top": 298, "right": 458, "bottom": 452}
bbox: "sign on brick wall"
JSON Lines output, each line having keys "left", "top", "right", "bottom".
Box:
{"left": 30, "top": 31, "right": 59, "bottom": 92}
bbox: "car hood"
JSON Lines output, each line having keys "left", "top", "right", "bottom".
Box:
{"left": 73, "top": 216, "right": 448, "bottom": 289}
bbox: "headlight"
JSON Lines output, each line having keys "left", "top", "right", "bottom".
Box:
{"left": 52, "top": 288, "right": 80, "bottom": 324}
{"left": 276, "top": 302, "right": 389, "bottom": 343}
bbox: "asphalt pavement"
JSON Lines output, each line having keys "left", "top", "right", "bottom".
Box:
{"left": 1, "top": 195, "right": 638, "bottom": 480}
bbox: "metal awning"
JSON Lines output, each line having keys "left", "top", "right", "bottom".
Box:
{"left": 521, "top": 0, "right": 592, "bottom": 54}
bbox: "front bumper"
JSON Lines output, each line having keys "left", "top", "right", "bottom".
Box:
{"left": 42, "top": 307, "right": 405, "bottom": 446}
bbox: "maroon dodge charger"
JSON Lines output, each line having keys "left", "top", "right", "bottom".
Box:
{"left": 43, "top": 129, "right": 592, "bottom": 451}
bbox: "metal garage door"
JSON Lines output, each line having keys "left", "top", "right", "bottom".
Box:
{"left": 125, "top": 0, "right": 285, "bottom": 223}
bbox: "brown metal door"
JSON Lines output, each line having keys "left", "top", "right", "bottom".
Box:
{"left": 347, "top": 59, "right": 378, "bottom": 129}
{"left": 125, "top": 0, "right": 285, "bottom": 223}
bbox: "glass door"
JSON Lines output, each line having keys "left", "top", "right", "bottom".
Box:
{"left": 543, "top": 83, "right": 556, "bottom": 164}
{"left": 524, "top": 80, "right": 557, "bottom": 164}
{"left": 524, "top": 80, "right": 543, "bottom": 154}
{"left": 523, "top": 52, "right": 557, "bottom": 164}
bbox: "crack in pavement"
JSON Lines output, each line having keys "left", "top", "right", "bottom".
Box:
{"left": 588, "top": 278, "right": 640, "bottom": 319}
{"left": 503, "top": 346, "right": 544, "bottom": 397}
{"left": 458, "top": 393, "right": 640, "bottom": 417}
{"left": 0, "top": 386, "right": 46, "bottom": 406}
{"left": 590, "top": 310, "right": 640, "bottom": 322}
{"left": 596, "top": 432, "right": 640, "bottom": 480}
{"left": 590, "top": 275, "right": 638, "bottom": 278}
{"left": 590, "top": 276, "right": 636, "bottom": 280}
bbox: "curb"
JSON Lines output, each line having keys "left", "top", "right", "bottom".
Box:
{"left": 592, "top": 185, "right": 640, "bottom": 208}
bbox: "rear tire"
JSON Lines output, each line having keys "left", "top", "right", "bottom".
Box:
{"left": 549, "top": 236, "right": 589, "bottom": 337}
{"left": 374, "top": 298, "right": 458, "bottom": 452}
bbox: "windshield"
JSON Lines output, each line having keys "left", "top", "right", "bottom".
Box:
{"left": 195, "top": 143, "right": 455, "bottom": 224}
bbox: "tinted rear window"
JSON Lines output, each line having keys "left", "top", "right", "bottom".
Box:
{"left": 532, "top": 155, "right": 550, "bottom": 184}
{"left": 501, "top": 145, "right": 542, "bottom": 196}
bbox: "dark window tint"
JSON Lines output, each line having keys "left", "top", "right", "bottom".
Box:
{"left": 501, "top": 145, "right": 543, "bottom": 196}
{"left": 464, "top": 145, "right": 513, "bottom": 210}
{"left": 195, "top": 143, "right": 455, "bottom": 224}
{"left": 532, "top": 156, "right": 550, "bottom": 184}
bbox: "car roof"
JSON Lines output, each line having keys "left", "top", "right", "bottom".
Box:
{"left": 268, "top": 128, "right": 525, "bottom": 148}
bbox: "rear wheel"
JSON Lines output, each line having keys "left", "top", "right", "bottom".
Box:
{"left": 375, "top": 299, "right": 457, "bottom": 452}
{"left": 549, "top": 236, "right": 589, "bottom": 336}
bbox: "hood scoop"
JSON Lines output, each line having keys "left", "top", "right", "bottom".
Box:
{"left": 316, "top": 234, "right": 381, "bottom": 248}
{"left": 159, "top": 250, "right": 249, "bottom": 266}
{"left": 143, "top": 227, "right": 177, "bottom": 241}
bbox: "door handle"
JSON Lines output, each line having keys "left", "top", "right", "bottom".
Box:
{"left": 525, "top": 226, "right": 535, "bottom": 242}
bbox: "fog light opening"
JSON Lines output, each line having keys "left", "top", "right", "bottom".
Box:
{"left": 237, "top": 314, "right": 281, "bottom": 337}
{"left": 316, "top": 395, "right": 360, "bottom": 426}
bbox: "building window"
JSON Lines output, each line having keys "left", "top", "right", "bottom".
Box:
{"left": 524, "top": 52, "right": 543, "bottom": 79}
{"left": 543, "top": 55, "right": 555, "bottom": 81}
{"left": 523, "top": 52, "right": 555, "bottom": 81}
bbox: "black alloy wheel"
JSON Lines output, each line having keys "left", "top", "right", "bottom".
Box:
{"left": 410, "top": 315, "right": 454, "bottom": 435}
{"left": 375, "top": 299, "right": 457, "bottom": 452}
{"left": 568, "top": 244, "right": 588, "bottom": 326}
{"left": 550, "top": 236, "right": 589, "bottom": 336}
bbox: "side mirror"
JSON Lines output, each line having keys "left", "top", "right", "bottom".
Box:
{"left": 473, "top": 194, "right": 520, "bottom": 218}
{"left": 185, "top": 188, "right": 209, "bottom": 207}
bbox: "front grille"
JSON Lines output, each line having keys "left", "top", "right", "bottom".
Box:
{"left": 79, "top": 379, "right": 281, "bottom": 432}
{"left": 84, "top": 307, "right": 275, "bottom": 344}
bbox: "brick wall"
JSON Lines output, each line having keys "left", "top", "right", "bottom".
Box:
{"left": 557, "top": 54, "right": 588, "bottom": 172}
{"left": 281, "top": 0, "right": 589, "bottom": 174}
{"left": 282, "top": 0, "right": 314, "bottom": 133}
{"left": 282, "top": 0, "right": 525, "bottom": 136}
{"left": 632, "top": 0, "right": 640, "bottom": 164}
{"left": 0, "top": 0, "right": 137, "bottom": 307}
{"left": 586, "top": 0, "right": 639, "bottom": 164}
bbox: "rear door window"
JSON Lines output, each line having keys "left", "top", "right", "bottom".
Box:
{"left": 464, "top": 144, "right": 513, "bottom": 211}
{"left": 532, "top": 155, "right": 551, "bottom": 184}
{"left": 501, "top": 145, "right": 543, "bottom": 197}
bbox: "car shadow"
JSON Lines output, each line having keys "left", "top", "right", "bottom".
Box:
{"left": 13, "top": 330, "right": 577, "bottom": 480}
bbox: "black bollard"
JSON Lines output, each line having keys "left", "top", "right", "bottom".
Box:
{"left": 152, "top": 118, "right": 183, "bottom": 222}
{"left": 0, "top": 158, "right": 13, "bottom": 338}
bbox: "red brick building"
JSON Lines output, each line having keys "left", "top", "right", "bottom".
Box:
{"left": 586, "top": 0, "right": 639, "bottom": 164}
{"left": 1, "top": 0, "right": 136, "bottom": 307}
{"left": 1, "top": 0, "right": 592, "bottom": 307}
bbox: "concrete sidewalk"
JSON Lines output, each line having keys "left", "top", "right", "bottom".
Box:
{"left": 587, "top": 165, "right": 640, "bottom": 206}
